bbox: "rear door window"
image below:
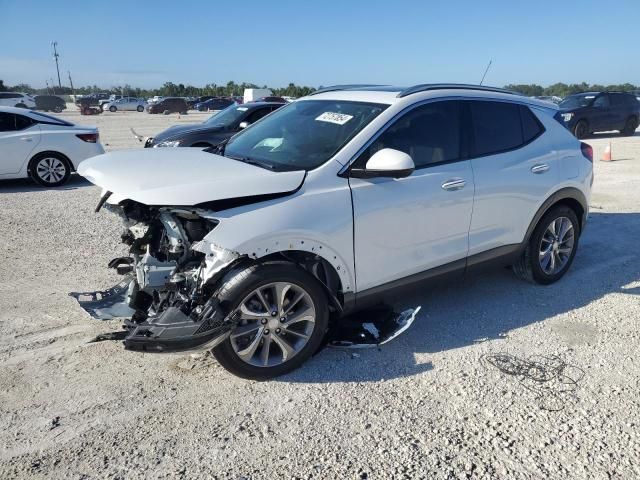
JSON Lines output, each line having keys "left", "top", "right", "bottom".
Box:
{"left": 593, "top": 95, "right": 610, "bottom": 108}
{"left": 470, "top": 101, "right": 523, "bottom": 157}
{"left": 245, "top": 107, "right": 273, "bottom": 124}
{"left": 0, "top": 112, "right": 16, "bottom": 131}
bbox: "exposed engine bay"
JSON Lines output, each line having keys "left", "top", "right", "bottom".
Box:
{"left": 71, "top": 196, "right": 243, "bottom": 352}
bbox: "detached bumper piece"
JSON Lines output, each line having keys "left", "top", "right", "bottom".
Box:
{"left": 328, "top": 305, "right": 421, "bottom": 348}
{"left": 123, "top": 304, "right": 237, "bottom": 353}
{"left": 69, "top": 276, "right": 136, "bottom": 320}
{"left": 71, "top": 279, "right": 240, "bottom": 354}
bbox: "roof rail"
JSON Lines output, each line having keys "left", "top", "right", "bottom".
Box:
{"left": 308, "top": 84, "right": 387, "bottom": 96}
{"left": 397, "top": 83, "right": 521, "bottom": 98}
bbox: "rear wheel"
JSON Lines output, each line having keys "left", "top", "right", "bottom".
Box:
{"left": 513, "top": 205, "right": 580, "bottom": 285}
{"left": 212, "top": 262, "right": 329, "bottom": 380}
{"left": 15, "top": 103, "right": 27, "bottom": 108}
{"left": 573, "top": 120, "right": 589, "bottom": 139}
{"left": 620, "top": 116, "right": 638, "bottom": 136}
{"left": 109, "top": 106, "right": 117, "bottom": 112}
{"left": 28, "top": 153, "right": 71, "bottom": 187}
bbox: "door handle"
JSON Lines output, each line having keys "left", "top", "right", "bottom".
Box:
{"left": 441, "top": 178, "right": 466, "bottom": 191}
{"left": 20, "top": 137, "right": 33, "bottom": 142}
{"left": 531, "top": 164, "right": 549, "bottom": 174}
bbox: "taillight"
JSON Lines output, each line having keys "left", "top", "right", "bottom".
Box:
{"left": 580, "top": 142, "right": 593, "bottom": 162}
{"left": 76, "top": 133, "right": 98, "bottom": 143}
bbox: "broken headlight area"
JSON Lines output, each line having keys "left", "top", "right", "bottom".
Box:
{"left": 71, "top": 200, "right": 242, "bottom": 353}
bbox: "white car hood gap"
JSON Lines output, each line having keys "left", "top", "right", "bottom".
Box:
{"left": 78, "top": 148, "right": 306, "bottom": 206}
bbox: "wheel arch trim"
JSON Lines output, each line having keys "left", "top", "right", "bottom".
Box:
{"left": 524, "top": 187, "right": 587, "bottom": 243}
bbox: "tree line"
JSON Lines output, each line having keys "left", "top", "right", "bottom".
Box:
{"left": 2, "top": 79, "right": 638, "bottom": 99}
{"left": 0, "top": 79, "right": 316, "bottom": 98}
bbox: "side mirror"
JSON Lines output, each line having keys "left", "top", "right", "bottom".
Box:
{"left": 238, "top": 121, "right": 250, "bottom": 129}
{"left": 350, "top": 148, "right": 415, "bottom": 179}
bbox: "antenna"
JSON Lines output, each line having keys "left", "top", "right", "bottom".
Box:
{"left": 51, "top": 41, "right": 62, "bottom": 88}
{"left": 479, "top": 60, "right": 492, "bottom": 86}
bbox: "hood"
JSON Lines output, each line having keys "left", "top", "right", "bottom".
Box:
{"left": 153, "top": 123, "right": 222, "bottom": 143}
{"left": 78, "top": 148, "right": 306, "bottom": 206}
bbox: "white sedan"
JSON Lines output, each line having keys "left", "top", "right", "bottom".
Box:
{"left": 103, "top": 97, "right": 147, "bottom": 112}
{"left": 0, "top": 106, "right": 105, "bottom": 187}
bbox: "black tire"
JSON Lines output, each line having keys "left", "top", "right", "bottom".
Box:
{"left": 53, "top": 106, "right": 62, "bottom": 113}
{"left": 137, "top": 105, "right": 144, "bottom": 112}
{"left": 212, "top": 262, "right": 329, "bottom": 380}
{"left": 109, "top": 106, "right": 117, "bottom": 113}
{"left": 620, "top": 116, "right": 638, "bottom": 136}
{"left": 15, "top": 103, "right": 27, "bottom": 109}
{"left": 191, "top": 142, "right": 212, "bottom": 148}
{"left": 163, "top": 110, "right": 170, "bottom": 115}
{"left": 512, "top": 205, "right": 580, "bottom": 285}
{"left": 573, "top": 120, "right": 589, "bottom": 139}
{"left": 28, "top": 152, "right": 71, "bottom": 187}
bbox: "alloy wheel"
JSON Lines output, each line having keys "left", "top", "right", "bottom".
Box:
{"left": 538, "top": 216, "right": 575, "bottom": 275}
{"left": 36, "top": 157, "right": 67, "bottom": 184}
{"left": 230, "top": 282, "right": 316, "bottom": 367}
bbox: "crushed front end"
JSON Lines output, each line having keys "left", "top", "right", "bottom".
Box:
{"left": 71, "top": 196, "right": 242, "bottom": 352}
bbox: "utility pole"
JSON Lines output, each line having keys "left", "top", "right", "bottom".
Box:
{"left": 68, "top": 70, "right": 75, "bottom": 95}
{"left": 52, "top": 41, "right": 62, "bottom": 88}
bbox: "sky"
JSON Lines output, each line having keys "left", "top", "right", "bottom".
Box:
{"left": 1, "top": 0, "right": 638, "bottom": 90}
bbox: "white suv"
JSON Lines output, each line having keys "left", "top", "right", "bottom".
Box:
{"left": 75, "top": 84, "right": 593, "bottom": 379}
{"left": 0, "top": 92, "right": 36, "bottom": 109}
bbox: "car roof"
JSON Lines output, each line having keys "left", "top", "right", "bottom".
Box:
{"left": 242, "top": 101, "right": 285, "bottom": 108}
{"left": 304, "top": 84, "right": 556, "bottom": 110}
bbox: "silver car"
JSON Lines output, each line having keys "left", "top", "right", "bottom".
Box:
{"left": 104, "top": 97, "right": 147, "bottom": 112}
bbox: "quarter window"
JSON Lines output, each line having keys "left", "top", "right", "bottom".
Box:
{"left": 520, "top": 106, "right": 544, "bottom": 143}
{"left": 360, "top": 101, "right": 462, "bottom": 168}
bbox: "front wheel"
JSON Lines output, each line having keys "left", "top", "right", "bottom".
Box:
{"left": 513, "top": 205, "right": 580, "bottom": 285}
{"left": 109, "top": 106, "right": 117, "bottom": 112}
{"left": 573, "top": 120, "right": 589, "bottom": 139}
{"left": 29, "top": 153, "right": 71, "bottom": 187}
{"left": 137, "top": 105, "right": 144, "bottom": 112}
{"left": 212, "top": 262, "right": 329, "bottom": 380}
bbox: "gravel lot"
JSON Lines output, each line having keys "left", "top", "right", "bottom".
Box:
{"left": 0, "top": 109, "right": 639, "bottom": 479}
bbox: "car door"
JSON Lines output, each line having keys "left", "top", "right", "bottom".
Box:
{"left": 466, "top": 100, "right": 558, "bottom": 256}
{"left": 0, "top": 112, "right": 41, "bottom": 175}
{"left": 349, "top": 100, "right": 474, "bottom": 291}
{"left": 590, "top": 94, "right": 611, "bottom": 131}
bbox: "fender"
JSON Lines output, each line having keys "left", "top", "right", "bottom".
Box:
{"left": 523, "top": 187, "right": 588, "bottom": 243}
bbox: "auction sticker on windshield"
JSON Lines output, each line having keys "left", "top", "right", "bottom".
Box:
{"left": 315, "top": 112, "right": 353, "bottom": 125}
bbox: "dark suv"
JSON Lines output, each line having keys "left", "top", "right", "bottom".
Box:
{"left": 559, "top": 92, "right": 640, "bottom": 138}
{"left": 34, "top": 95, "right": 66, "bottom": 113}
{"left": 145, "top": 101, "right": 283, "bottom": 148}
{"left": 147, "top": 97, "right": 189, "bottom": 114}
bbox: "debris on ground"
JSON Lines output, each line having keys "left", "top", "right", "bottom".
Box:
{"left": 328, "top": 305, "right": 421, "bottom": 348}
{"left": 481, "top": 353, "right": 585, "bottom": 411}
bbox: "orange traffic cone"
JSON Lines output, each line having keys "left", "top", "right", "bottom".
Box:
{"left": 601, "top": 142, "right": 612, "bottom": 162}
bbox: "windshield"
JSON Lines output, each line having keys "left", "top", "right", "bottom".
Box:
{"left": 204, "top": 103, "right": 244, "bottom": 126}
{"left": 559, "top": 94, "right": 596, "bottom": 110}
{"left": 223, "top": 100, "right": 387, "bottom": 171}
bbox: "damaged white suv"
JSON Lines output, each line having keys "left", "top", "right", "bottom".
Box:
{"left": 75, "top": 84, "right": 593, "bottom": 379}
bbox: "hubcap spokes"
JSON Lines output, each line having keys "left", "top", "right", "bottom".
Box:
{"left": 539, "top": 216, "right": 575, "bottom": 275}
{"left": 36, "top": 158, "right": 66, "bottom": 183}
{"left": 230, "top": 282, "right": 316, "bottom": 367}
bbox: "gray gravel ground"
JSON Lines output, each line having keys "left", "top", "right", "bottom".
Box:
{"left": 0, "top": 111, "right": 639, "bottom": 479}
